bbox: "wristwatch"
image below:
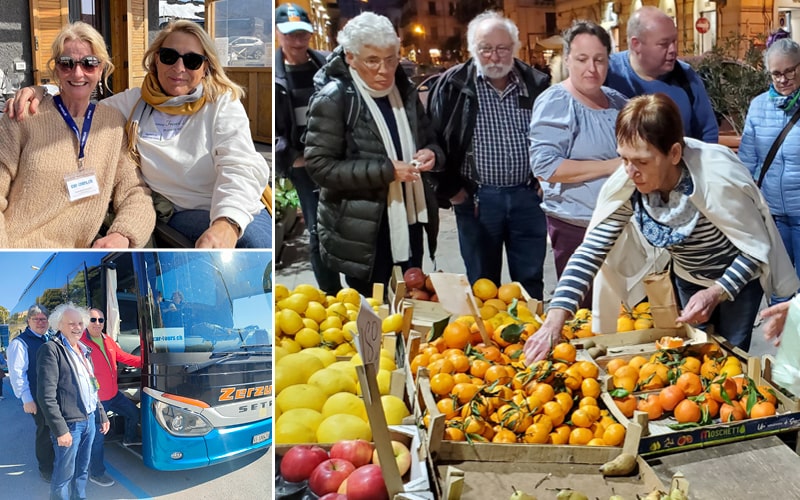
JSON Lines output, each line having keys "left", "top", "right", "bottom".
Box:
{"left": 222, "top": 217, "right": 241, "bottom": 236}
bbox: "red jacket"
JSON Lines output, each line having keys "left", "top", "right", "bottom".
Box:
{"left": 80, "top": 330, "right": 142, "bottom": 401}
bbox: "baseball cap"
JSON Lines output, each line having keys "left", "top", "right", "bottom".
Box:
{"left": 276, "top": 3, "right": 314, "bottom": 34}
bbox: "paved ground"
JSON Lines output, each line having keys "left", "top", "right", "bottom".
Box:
{"left": 275, "top": 206, "right": 775, "bottom": 358}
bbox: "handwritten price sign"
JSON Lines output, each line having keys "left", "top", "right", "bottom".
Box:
{"left": 355, "top": 296, "right": 382, "bottom": 367}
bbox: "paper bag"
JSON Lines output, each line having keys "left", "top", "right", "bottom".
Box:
{"left": 643, "top": 270, "right": 679, "bottom": 328}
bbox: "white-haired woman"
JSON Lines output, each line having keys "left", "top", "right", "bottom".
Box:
{"left": 37, "top": 303, "right": 109, "bottom": 500}
{"left": 304, "top": 12, "right": 443, "bottom": 296}
{"left": 740, "top": 37, "right": 800, "bottom": 283}
{"left": 7, "top": 21, "right": 270, "bottom": 248}
{"left": 0, "top": 22, "right": 154, "bottom": 247}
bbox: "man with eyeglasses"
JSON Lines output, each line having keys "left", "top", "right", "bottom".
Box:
{"left": 604, "top": 6, "right": 718, "bottom": 143}
{"left": 80, "top": 308, "right": 142, "bottom": 486}
{"left": 7, "top": 305, "right": 55, "bottom": 482}
{"left": 275, "top": 3, "right": 342, "bottom": 295}
{"left": 428, "top": 11, "right": 550, "bottom": 298}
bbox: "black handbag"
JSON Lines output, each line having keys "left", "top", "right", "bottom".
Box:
{"left": 757, "top": 105, "right": 800, "bottom": 187}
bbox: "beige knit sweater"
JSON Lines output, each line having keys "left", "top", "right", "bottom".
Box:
{"left": 0, "top": 96, "right": 155, "bottom": 247}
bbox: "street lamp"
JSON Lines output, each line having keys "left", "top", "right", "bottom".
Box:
{"left": 413, "top": 24, "right": 425, "bottom": 36}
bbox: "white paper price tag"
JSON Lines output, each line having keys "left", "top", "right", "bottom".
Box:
{"left": 429, "top": 272, "right": 479, "bottom": 316}
{"left": 355, "top": 296, "right": 382, "bottom": 367}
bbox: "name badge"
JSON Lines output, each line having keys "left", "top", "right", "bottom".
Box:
{"left": 64, "top": 170, "right": 100, "bottom": 201}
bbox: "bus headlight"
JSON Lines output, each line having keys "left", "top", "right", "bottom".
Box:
{"left": 153, "top": 401, "right": 213, "bottom": 436}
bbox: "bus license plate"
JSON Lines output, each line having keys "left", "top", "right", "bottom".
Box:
{"left": 252, "top": 431, "right": 270, "bottom": 445}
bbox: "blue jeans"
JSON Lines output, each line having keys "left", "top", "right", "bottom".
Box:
{"left": 674, "top": 276, "right": 763, "bottom": 351}
{"left": 774, "top": 214, "right": 800, "bottom": 283}
{"left": 89, "top": 392, "right": 140, "bottom": 477}
{"left": 168, "top": 208, "right": 272, "bottom": 248}
{"left": 50, "top": 411, "right": 95, "bottom": 500}
{"left": 289, "top": 166, "right": 342, "bottom": 294}
{"left": 453, "top": 183, "right": 547, "bottom": 299}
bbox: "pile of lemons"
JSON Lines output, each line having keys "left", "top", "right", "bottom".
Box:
{"left": 274, "top": 348, "right": 411, "bottom": 444}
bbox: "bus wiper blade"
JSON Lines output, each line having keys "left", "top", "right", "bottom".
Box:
{"left": 240, "top": 344, "right": 272, "bottom": 351}
{"left": 184, "top": 352, "right": 250, "bottom": 373}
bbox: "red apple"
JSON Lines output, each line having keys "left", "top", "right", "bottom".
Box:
{"left": 403, "top": 267, "right": 425, "bottom": 290}
{"left": 330, "top": 439, "right": 374, "bottom": 468}
{"left": 371, "top": 440, "right": 412, "bottom": 476}
{"left": 408, "top": 288, "right": 430, "bottom": 301}
{"left": 280, "top": 445, "right": 329, "bottom": 482}
{"left": 337, "top": 477, "right": 348, "bottom": 494}
{"left": 346, "top": 464, "right": 389, "bottom": 500}
{"left": 318, "top": 494, "right": 347, "bottom": 500}
{"left": 308, "top": 458, "right": 356, "bottom": 496}
{"left": 425, "top": 275, "right": 436, "bottom": 293}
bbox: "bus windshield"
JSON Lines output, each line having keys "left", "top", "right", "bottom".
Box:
{"left": 142, "top": 252, "right": 272, "bottom": 354}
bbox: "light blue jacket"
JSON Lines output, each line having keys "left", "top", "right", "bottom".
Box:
{"left": 739, "top": 91, "right": 800, "bottom": 217}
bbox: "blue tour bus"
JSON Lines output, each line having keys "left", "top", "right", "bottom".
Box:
{"left": 9, "top": 251, "right": 273, "bottom": 471}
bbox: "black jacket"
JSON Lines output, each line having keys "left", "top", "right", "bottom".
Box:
{"left": 37, "top": 333, "right": 108, "bottom": 438}
{"left": 274, "top": 47, "right": 329, "bottom": 178}
{"left": 427, "top": 58, "right": 550, "bottom": 204}
{"left": 304, "top": 47, "right": 444, "bottom": 281}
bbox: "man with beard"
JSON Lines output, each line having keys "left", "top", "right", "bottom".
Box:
{"left": 605, "top": 6, "right": 718, "bottom": 142}
{"left": 428, "top": 11, "right": 549, "bottom": 298}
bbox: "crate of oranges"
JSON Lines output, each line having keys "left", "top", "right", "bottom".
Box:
{"left": 601, "top": 342, "right": 800, "bottom": 456}
{"left": 408, "top": 328, "right": 642, "bottom": 463}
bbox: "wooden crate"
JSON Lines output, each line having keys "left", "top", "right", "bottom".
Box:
{"left": 574, "top": 324, "right": 708, "bottom": 358}
{"left": 762, "top": 355, "right": 800, "bottom": 412}
{"left": 603, "top": 356, "right": 800, "bottom": 456}
{"left": 413, "top": 369, "right": 642, "bottom": 463}
{"left": 276, "top": 425, "right": 435, "bottom": 500}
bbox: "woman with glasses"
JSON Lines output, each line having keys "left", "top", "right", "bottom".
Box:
{"left": 529, "top": 21, "right": 628, "bottom": 307}
{"left": 7, "top": 20, "right": 270, "bottom": 248}
{"left": 740, "top": 37, "right": 800, "bottom": 282}
{"left": 0, "top": 22, "right": 154, "bottom": 247}
{"left": 304, "top": 12, "right": 443, "bottom": 296}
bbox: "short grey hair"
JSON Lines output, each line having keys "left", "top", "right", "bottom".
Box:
{"left": 49, "top": 303, "right": 89, "bottom": 332}
{"left": 336, "top": 12, "right": 400, "bottom": 55}
{"left": 467, "top": 11, "right": 521, "bottom": 59}
{"left": 764, "top": 38, "right": 800, "bottom": 71}
{"left": 627, "top": 6, "right": 671, "bottom": 42}
{"left": 27, "top": 304, "right": 49, "bottom": 320}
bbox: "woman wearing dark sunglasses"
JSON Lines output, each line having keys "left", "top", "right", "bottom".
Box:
{"left": 7, "top": 20, "right": 271, "bottom": 249}
{"left": 0, "top": 22, "right": 155, "bottom": 248}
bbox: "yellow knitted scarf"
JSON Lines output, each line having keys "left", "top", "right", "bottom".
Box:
{"left": 140, "top": 72, "right": 206, "bottom": 115}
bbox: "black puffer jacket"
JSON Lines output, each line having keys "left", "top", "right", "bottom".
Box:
{"left": 304, "top": 47, "right": 444, "bottom": 281}
{"left": 427, "top": 58, "right": 550, "bottom": 205}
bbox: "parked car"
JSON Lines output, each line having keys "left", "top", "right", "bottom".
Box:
{"left": 229, "top": 36, "right": 265, "bottom": 60}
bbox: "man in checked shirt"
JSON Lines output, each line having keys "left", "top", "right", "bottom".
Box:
{"left": 428, "top": 11, "right": 550, "bottom": 298}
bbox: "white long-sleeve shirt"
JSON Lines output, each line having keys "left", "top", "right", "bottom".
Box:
{"left": 7, "top": 332, "right": 48, "bottom": 404}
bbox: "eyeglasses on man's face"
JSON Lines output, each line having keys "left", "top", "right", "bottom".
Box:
{"left": 31, "top": 316, "right": 48, "bottom": 322}
{"left": 770, "top": 62, "right": 800, "bottom": 82}
{"left": 158, "top": 47, "right": 207, "bottom": 71}
{"left": 359, "top": 54, "right": 399, "bottom": 71}
{"left": 90, "top": 317, "right": 105, "bottom": 324}
{"left": 56, "top": 56, "right": 101, "bottom": 72}
{"left": 477, "top": 45, "right": 512, "bottom": 58}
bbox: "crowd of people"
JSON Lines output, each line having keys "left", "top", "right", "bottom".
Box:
{"left": 276, "top": 4, "right": 800, "bottom": 357}
{"left": 5, "top": 304, "right": 141, "bottom": 498}
{"left": 1, "top": 20, "right": 271, "bottom": 248}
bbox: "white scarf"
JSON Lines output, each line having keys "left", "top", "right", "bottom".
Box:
{"left": 349, "top": 67, "right": 428, "bottom": 263}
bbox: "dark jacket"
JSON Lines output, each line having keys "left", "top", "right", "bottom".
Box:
{"left": 37, "top": 333, "right": 108, "bottom": 438}
{"left": 274, "top": 47, "right": 330, "bottom": 178}
{"left": 427, "top": 58, "right": 550, "bottom": 203}
{"left": 304, "top": 47, "right": 444, "bottom": 281}
{"left": 81, "top": 330, "right": 142, "bottom": 402}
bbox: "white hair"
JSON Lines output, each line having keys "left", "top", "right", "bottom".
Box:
{"left": 765, "top": 38, "right": 800, "bottom": 71}
{"left": 49, "top": 303, "right": 89, "bottom": 332}
{"left": 466, "top": 11, "right": 521, "bottom": 59}
{"left": 336, "top": 12, "right": 400, "bottom": 55}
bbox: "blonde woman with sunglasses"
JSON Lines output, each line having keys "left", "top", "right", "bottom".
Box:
{"left": 7, "top": 20, "right": 270, "bottom": 249}
{"left": 0, "top": 22, "right": 155, "bottom": 248}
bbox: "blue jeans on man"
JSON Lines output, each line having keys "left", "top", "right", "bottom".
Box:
{"left": 289, "top": 166, "right": 342, "bottom": 294}
{"left": 674, "top": 276, "right": 763, "bottom": 351}
{"left": 50, "top": 411, "right": 95, "bottom": 500}
{"left": 89, "top": 392, "right": 140, "bottom": 478}
{"left": 452, "top": 183, "right": 547, "bottom": 299}
{"left": 167, "top": 208, "right": 272, "bottom": 248}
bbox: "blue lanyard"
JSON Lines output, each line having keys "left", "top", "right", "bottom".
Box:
{"left": 54, "top": 95, "right": 95, "bottom": 169}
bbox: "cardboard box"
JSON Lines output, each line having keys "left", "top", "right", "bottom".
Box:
{"left": 603, "top": 356, "right": 800, "bottom": 456}
{"left": 413, "top": 369, "right": 642, "bottom": 464}
{"left": 574, "top": 324, "right": 708, "bottom": 359}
